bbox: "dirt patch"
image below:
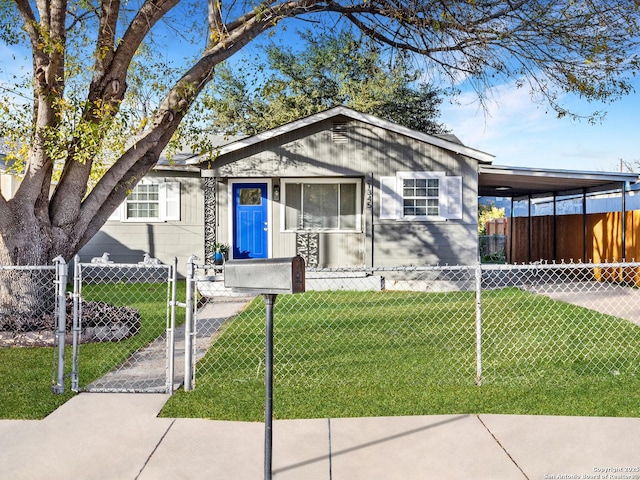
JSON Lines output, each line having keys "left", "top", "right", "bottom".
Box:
{"left": 0, "top": 300, "right": 140, "bottom": 347}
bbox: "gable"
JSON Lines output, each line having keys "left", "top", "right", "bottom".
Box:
{"left": 193, "top": 106, "right": 493, "bottom": 171}
{"left": 202, "top": 115, "right": 482, "bottom": 180}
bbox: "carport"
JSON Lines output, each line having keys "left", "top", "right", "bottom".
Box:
{"left": 478, "top": 165, "right": 640, "bottom": 263}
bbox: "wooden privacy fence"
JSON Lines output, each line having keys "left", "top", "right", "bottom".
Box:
{"left": 490, "top": 211, "right": 640, "bottom": 284}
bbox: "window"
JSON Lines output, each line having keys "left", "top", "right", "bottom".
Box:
{"left": 283, "top": 179, "right": 360, "bottom": 231}
{"left": 380, "top": 172, "right": 462, "bottom": 221}
{"left": 238, "top": 188, "right": 262, "bottom": 205}
{"left": 109, "top": 181, "right": 180, "bottom": 222}
{"left": 126, "top": 184, "right": 159, "bottom": 219}
{"left": 402, "top": 178, "right": 440, "bottom": 217}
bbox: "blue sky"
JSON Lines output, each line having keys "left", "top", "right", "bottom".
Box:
{"left": 440, "top": 79, "right": 639, "bottom": 173}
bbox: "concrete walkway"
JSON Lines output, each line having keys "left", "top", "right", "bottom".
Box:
{"left": 85, "top": 297, "right": 252, "bottom": 392}
{"left": 530, "top": 281, "right": 640, "bottom": 327}
{"left": 1, "top": 393, "right": 639, "bottom": 480}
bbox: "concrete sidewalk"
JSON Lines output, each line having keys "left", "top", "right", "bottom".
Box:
{"left": 1, "top": 393, "right": 639, "bottom": 480}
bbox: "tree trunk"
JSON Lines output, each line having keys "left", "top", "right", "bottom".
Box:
{"left": 0, "top": 206, "right": 58, "bottom": 319}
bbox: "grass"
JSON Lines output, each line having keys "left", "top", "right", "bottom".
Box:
{"left": 3, "top": 284, "right": 639, "bottom": 421}
{"left": 0, "top": 280, "right": 185, "bottom": 419}
{"left": 0, "top": 347, "right": 75, "bottom": 419}
{"left": 160, "top": 288, "right": 640, "bottom": 421}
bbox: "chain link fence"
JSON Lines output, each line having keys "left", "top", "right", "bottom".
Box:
{"left": 189, "top": 261, "right": 640, "bottom": 391}
{"left": 0, "top": 262, "right": 60, "bottom": 346}
{"left": 0, "top": 260, "right": 64, "bottom": 392}
{"left": 3, "top": 257, "right": 639, "bottom": 398}
{"left": 71, "top": 258, "right": 175, "bottom": 393}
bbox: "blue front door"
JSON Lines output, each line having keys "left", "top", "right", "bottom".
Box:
{"left": 232, "top": 183, "right": 268, "bottom": 259}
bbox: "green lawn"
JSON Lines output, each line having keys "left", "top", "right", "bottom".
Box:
{"left": 0, "top": 347, "right": 75, "bottom": 419}
{"left": 160, "top": 288, "right": 640, "bottom": 420}
{"left": 3, "top": 285, "right": 639, "bottom": 420}
{"left": 0, "top": 280, "right": 184, "bottom": 419}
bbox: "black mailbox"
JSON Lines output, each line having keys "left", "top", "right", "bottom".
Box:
{"left": 224, "top": 256, "right": 305, "bottom": 294}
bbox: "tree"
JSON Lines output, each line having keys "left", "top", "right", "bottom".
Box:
{"left": 204, "top": 29, "right": 449, "bottom": 136}
{"left": 478, "top": 203, "right": 506, "bottom": 236}
{"left": 0, "top": 0, "right": 639, "bottom": 273}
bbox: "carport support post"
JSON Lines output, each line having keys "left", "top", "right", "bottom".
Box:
{"left": 263, "top": 293, "right": 277, "bottom": 480}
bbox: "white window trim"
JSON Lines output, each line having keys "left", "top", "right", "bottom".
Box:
{"left": 109, "top": 179, "right": 181, "bottom": 223}
{"left": 380, "top": 171, "right": 462, "bottom": 222}
{"left": 280, "top": 178, "right": 363, "bottom": 233}
{"left": 397, "top": 171, "right": 446, "bottom": 221}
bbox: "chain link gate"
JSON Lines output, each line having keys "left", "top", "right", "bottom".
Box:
{"left": 70, "top": 256, "right": 177, "bottom": 393}
{"left": 181, "top": 258, "right": 256, "bottom": 392}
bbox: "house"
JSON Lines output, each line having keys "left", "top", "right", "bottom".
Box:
{"left": 0, "top": 154, "right": 20, "bottom": 200}
{"left": 79, "top": 159, "right": 204, "bottom": 276}
{"left": 83, "top": 106, "right": 495, "bottom": 273}
{"left": 190, "top": 106, "right": 495, "bottom": 268}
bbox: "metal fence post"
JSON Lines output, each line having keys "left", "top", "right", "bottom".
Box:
{"left": 475, "top": 262, "right": 483, "bottom": 386}
{"left": 184, "top": 255, "right": 198, "bottom": 391}
{"left": 52, "top": 256, "right": 68, "bottom": 394}
{"left": 167, "top": 257, "right": 178, "bottom": 394}
{"left": 71, "top": 255, "right": 81, "bottom": 392}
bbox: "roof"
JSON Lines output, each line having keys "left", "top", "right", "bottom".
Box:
{"left": 187, "top": 106, "right": 495, "bottom": 165}
{"left": 158, "top": 108, "right": 639, "bottom": 199}
{"left": 479, "top": 165, "right": 640, "bottom": 197}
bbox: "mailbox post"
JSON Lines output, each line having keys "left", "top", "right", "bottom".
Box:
{"left": 224, "top": 256, "right": 305, "bottom": 480}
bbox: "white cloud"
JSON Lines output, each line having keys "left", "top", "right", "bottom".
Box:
{"left": 441, "top": 81, "right": 639, "bottom": 172}
{"left": 444, "top": 84, "right": 551, "bottom": 143}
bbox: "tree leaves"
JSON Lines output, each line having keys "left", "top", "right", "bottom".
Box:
{"left": 1, "top": 0, "right": 639, "bottom": 264}
{"left": 203, "top": 29, "right": 449, "bottom": 135}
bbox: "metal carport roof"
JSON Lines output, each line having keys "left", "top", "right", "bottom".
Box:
{"left": 479, "top": 165, "right": 640, "bottom": 198}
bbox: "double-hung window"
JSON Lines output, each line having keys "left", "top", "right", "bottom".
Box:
{"left": 380, "top": 171, "right": 462, "bottom": 221}
{"left": 283, "top": 179, "right": 361, "bottom": 232}
{"left": 109, "top": 180, "right": 181, "bottom": 222}
{"left": 402, "top": 177, "right": 440, "bottom": 217}
{"left": 126, "top": 184, "right": 160, "bottom": 219}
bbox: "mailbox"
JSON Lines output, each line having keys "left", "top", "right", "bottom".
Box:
{"left": 224, "top": 256, "right": 305, "bottom": 294}
{"left": 224, "top": 256, "right": 305, "bottom": 480}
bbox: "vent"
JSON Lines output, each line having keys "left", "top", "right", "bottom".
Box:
{"left": 332, "top": 121, "right": 349, "bottom": 143}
